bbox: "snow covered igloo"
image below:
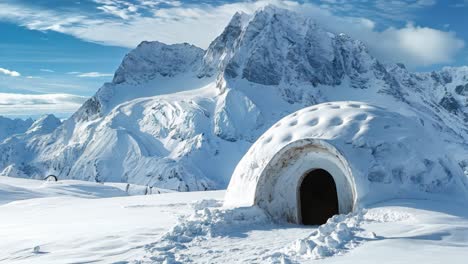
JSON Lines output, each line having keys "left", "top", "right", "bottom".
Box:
{"left": 44, "top": 175, "right": 58, "bottom": 182}
{"left": 224, "top": 101, "right": 468, "bottom": 225}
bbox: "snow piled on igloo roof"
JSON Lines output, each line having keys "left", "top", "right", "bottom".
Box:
{"left": 225, "top": 101, "right": 468, "bottom": 209}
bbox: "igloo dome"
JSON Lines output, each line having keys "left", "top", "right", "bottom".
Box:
{"left": 224, "top": 101, "right": 468, "bottom": 225}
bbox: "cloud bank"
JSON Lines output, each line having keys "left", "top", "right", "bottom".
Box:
{"left": 0, "top": 93, "right": 88, "bottom": 119}
{"left": 77, "top": 72, "right": 114, "bottom": 78}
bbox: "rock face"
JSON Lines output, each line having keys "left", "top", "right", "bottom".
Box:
{"left": 0, "top": 6, "right": 467, "bottom": 190}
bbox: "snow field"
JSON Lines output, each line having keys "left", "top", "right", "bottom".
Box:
{"left": 1, "top": 176, "right": 468, "bottom": 263}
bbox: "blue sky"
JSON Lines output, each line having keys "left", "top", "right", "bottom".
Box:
{"left": 0, "top": 0, "right": 467, "bottom": 118}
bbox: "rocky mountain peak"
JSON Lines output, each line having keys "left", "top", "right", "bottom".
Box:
{"left": 26, "top": 114, "right": 62, "bottom": 135}
{"left": 201, "top": 11, "right": 250, "bottom": 77}
{"left": 113, "top": 41, "right": 204, "bottom": 85}
{"left": 202, "top": 5, "right": 387, "bottom": 89}
{"left": 0, "top": 116, "right": 34, "bottom": 142}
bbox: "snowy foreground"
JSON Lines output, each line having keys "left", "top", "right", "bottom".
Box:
{"left": 1, "top": 176, "right": 467, "bottom": 264}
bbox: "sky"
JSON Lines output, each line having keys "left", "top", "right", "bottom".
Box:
{"left": 0, "top": 0, "right": 467, "bottom": 119}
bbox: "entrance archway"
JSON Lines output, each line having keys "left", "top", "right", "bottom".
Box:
{"left": 44, "top": 175, "right": 58, "bottom": 182}
{"left": 299, "top": 169, "right": 338, "bottom": 225}
{"left": 235, "top": 139, "right": 356, "bottom": 224}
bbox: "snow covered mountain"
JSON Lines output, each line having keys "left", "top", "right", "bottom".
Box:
{"left": 0, "top": 6, "right": 467, "bottom": 190}
{"left": 0, "top": 116, "right": 34, "bottom": 142}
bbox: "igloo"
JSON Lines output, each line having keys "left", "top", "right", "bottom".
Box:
{"left": 224, "top": 101, "right": 468, "bottom": 225}
{"left": 44, "top": 175, "right": 58, "bottom": 182}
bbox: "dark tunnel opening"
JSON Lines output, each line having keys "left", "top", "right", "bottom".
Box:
{"left": 299, "top": 169, "right": 339, "bottom": 225}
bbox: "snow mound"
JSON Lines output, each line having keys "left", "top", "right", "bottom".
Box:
{"left": 140, "top": 200, "right": 270, "bottom": 263}
{"left": 270, "top": 211, "right": 368, "bottom": 262}
{"left": 225, "top": 101, "right": 468, "bottom": 215}
{"left": 270, "top": 207, "right": 416, "bottom": 263}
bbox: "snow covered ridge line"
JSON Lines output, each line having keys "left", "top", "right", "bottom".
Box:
{"left": 0, "top": 5, "right": 467, "bottom": 191}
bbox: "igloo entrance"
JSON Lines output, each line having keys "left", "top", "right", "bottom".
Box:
{"left": 299, "top": 169, "right": 339, "bottom": 225}
{"left": 225, "top": 138, "right": 357, "bottom": 224}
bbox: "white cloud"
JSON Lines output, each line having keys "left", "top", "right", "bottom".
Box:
{"left": 0, "top": 93, "right": 86, "bottom": 106}
{"left": 40, "top": 69, "right": 55, "bottom": 73}
{"left": 94, "top": 0, "right": 141, "bottom": 19}
{"left": 77, "top": 72, "right": 113, "bottom": 78}
{"left": 0, "top": 0, "right": 285, "bottom": 48}
{"left": 380, "top": 24, "right": 465, "bottom": 66}
{"left": 63, "top": 71, "right": 113, "bottom": 78}
{"left": 0, "top": 93, "right": 88, "bottom": 118}
{"left": 0, "top": 0, "right": 464, "bottom": 68}
{"left": 97, "top": 4, "right": 132, "bottom": 20}
{"left": 0, "top": 67, "right": 21, "bottom": 77}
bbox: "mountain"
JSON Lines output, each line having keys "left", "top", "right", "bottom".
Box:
{"left": 26, "top": 114, "right": 62, "bottom": 135}
{"left": 0, "top": 116, "right": 34, "bottom": 142}
{"left": 0, "top": 6, "right": 467, "bottom": 189}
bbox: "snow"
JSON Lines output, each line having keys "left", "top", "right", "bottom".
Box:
{"left": 278, "top": 211, "right": 367, "bottom": 260}
{"left": 0, "top": 176, "right": 172, "bottom": 205}
{"left": 26, "top": 115, "right": 62, "bottom": 135}
{"left": 0, "top": 116, "right": 33, "bottom": 142}
{"left": 1, "top": 176, "right": 468, "bottom": 263}
{"left": 0, "top": 176, "right": 127, "bottom": 205}
{"left": 0, "top": 176, "right": 224, "bottom": 263}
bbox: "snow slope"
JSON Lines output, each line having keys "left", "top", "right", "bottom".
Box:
{"left": 1, "top": 176, "right": 467, "bottom": 263}
{"left": 0, "top": 6, "right": 467, "bottom": 190}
